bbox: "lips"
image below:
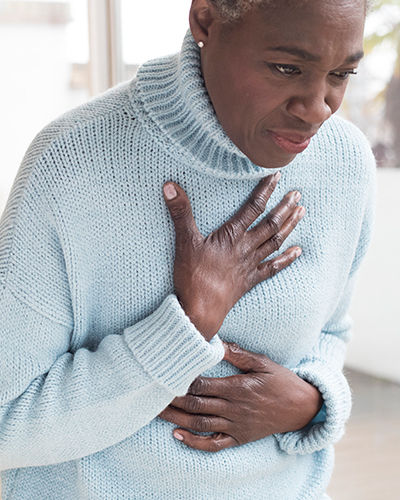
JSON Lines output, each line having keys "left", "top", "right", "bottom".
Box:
{"left": 269, "top": 131, "right": 314, "bottom": 155}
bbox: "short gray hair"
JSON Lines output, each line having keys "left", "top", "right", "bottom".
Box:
{"left": 209, "top": 0, "right": 372, "bottom": 22}
{"left": 209, "top": 0, "right": 268, "bottom": 21}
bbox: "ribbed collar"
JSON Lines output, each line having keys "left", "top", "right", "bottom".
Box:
{"left": 133, "top": 30, "right": 299, "bottom": 179}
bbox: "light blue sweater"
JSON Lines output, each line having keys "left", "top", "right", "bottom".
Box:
{"left": 0, "top": 31, "right": 375, "bottom": 499}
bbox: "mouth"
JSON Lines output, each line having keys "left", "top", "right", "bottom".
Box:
{"left": 268, "top": 131, "right": 315, "bottom": 155}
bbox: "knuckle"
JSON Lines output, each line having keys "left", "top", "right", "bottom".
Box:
{"left": 248, "top": 194, "right": 267, "bottom": 217}
{"left": 189, "top": 378, "right": 205, "bottom": 395}
{"left": 268, "top": 260, "right": 281, "bottom": 277}
{"left": 270, "top": 233, "right": 284, "bottom": 251}
{"left": 194, "top": 416, "right": 211, "bottom": 432}
{"left": 187, "top": 396, "right": 203, "bottom": 413}
{"left": 266, "top": 214, "right": 281, "bottom": 234}
{"left": 221, "top": 221, "right": 241, "bottom": 245}
{"left": 211, "top": 439, "right": 224, "bottom": 452}
{"left": 249, "top": 373, "right": 267, "bottom": 388}
{"left": 242, "top": 377, "right": 257, "bottom": 393}
{"left": 170, "top": 202, "right": 191, "bottom": 221}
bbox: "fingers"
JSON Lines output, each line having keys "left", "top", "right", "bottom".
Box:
{"left": 188, "top": 376, "right": 234, "bottom": 397}
{"left": 171, "top": 395, "right": 229, "bottom": 416}
{"left": 173, "top": 430, "right": 238, "bottom": 452}
{"left": 249, "top": 190, "right": 302, "bottom": 246}
{"left": 222, "top": 342, "right": 273, "bottom": 372}
{"left": 163, "top": 182, "right": 201, "bottom": 241}
{"left": 253, "top": 205, "right": 306, "bottom": 263}
{"left": 254, "top": 246, "right": 302, "bottom": 285}
{"left": 159, "top": 406, "right": 229, "bottom": 434}
{"left": 224, "top": 172, "right": 281, "bottom": 237}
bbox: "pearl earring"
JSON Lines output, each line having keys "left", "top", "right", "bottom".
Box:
{"left": 197, "top": 41, "right": 204, "bottom": 49}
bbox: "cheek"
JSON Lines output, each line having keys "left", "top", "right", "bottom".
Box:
{"left": 235, "top": 82, "right": 285, "bottom": 127}
{"left": 329, "top": 85, "right": 349, "bottom": 113}
{"left": 205, "top": 65, "right": 250, "bottom": 126}
{"left": 214, "top": 83, "right": 268, "bottom": 137}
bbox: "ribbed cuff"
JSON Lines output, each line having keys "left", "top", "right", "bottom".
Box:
{"left": 274, "top": 359, "right": 352, "bottom": 455}
{"left": 310, "top": 403, "right": 326, "bottom": 425}
{"left": 123, "top": 294, "right": 225, "bottom": 396}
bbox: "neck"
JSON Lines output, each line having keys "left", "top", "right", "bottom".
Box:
{"left": 132, "top": 30, "right": 292, "bottom": 179}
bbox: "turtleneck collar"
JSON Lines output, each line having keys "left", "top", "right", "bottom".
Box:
{"left": 132, "top": 30, "right": 300, "bottom": 180}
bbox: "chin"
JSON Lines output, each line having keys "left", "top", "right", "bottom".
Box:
{"left": 249, "top": 150, "right": 297, "bottom": 170}
{"left": 236, "top": 136, "right": 298, "bottom": 169}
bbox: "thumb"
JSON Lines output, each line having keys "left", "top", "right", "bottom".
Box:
{"left": 163, "top": 182, "right": 200, "bottom": 238}
{"left": 222, "top": 341, "right": 273, "bottom": 373}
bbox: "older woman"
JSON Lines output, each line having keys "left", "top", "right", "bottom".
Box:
{"left": 0, "top": 0, "right": 375, "bottom": 499}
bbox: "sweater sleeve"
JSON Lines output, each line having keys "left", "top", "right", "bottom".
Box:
{"left": 0, "top": 159, "right": 224, "bottom": 471}
{"left": 274, "top": 153, "right": 376, "bottom": 456}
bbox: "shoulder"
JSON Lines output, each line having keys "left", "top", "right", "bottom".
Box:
{"left": 5, "top": 79, "right": 138, "bottom": 209}
{"left": 319, "top": 116, "right": 376, "bottom": 267}
{"left": 25, "top": 79, "right": 135, "bottom": 169}
{"left": 15, "top": 79, "right": 137, "bottom": 189}
{"left": 0, "top": 80, "right": 137, "bottom": 279}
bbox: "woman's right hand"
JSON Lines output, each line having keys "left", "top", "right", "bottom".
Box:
{"left": 163, "top": 173, "right": 305, "bottom": 341}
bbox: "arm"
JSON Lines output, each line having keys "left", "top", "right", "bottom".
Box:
{"left": 0, "top": 284, "right": 224, "bottom": 472}
{"left": 159, "top": 152, "right": 376, "bottom": 454}
{"left": 0, "top": 289, "right": 225, "bottom": 471}
{"left": 158, "top": 228, "right": 373, "bottom": 453}
{"left": 273, "top": 270, "right": 359, "bottom": 454}
{"left": 0, "top": 173, "right": 224, "bottom": 472}
{"left": 0, "top": 159, "right": 302, "bottom": 470}
{"left": 274, "top": 159, "right": 377, "bottom": 455}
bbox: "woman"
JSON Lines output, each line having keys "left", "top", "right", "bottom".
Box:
{"left": 0, "top": 0, "right": 375, "bottom": 498}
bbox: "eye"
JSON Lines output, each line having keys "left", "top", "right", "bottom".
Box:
{"left": 330, "top": 69, "right": 358, "bottom": 80}
{"left": 268, "top": 64, "right": 301, "bottom": 76}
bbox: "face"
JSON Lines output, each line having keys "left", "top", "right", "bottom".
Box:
{"left": 190, "top": 0, "right": 366, "bottom": 168}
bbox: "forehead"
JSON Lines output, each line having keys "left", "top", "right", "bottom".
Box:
{"left": 256, "top": 0, "right": 366, "bottom": 24}
{"left": 225, "top": 0, "right": 365, "bottom": 63}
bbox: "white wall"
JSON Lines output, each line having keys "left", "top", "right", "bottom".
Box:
{"left": 0, "top": 15, "right": 89, "bottom": 214}
{"left": 346, "top": 168, "right": 400, "bottom": 383}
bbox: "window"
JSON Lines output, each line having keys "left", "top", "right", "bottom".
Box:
{"left": 120, "top": 0, "right": 189, "bottom": 80}
{"left": 341, "top": 1, "right": 400, "bottom": 168}
{"left": 0, "top": 0, "right": 90, "bottom": 212}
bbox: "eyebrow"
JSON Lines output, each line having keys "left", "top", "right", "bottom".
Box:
{"left": 267, "top": 46, "right": 365, "bottom": 64}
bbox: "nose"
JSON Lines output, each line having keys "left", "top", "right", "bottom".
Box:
{"left": 286, "top": 84, "right": 333, "bottom": 125}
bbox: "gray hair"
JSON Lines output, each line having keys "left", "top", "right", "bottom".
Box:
{"left": 209, "top": 0, "right": 373, "bottom": 22}
{"left": 209, "top": 0, "right": 268, "bottom": 21}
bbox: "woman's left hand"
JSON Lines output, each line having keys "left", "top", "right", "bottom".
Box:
{"left": 158, "top": 342, "right": 323, "bottom": 452}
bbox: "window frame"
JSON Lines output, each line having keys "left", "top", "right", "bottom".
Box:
{"left": 88, "top": 0, "right": 123, "bottom": 95}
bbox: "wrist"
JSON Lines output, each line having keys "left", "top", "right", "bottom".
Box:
{"left": 304, "top": 382, "right": 324, "bottom": 423}
{"left": 176, "top": 296, "right": 220, "bottom": 341}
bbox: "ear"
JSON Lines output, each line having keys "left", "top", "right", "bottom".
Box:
{"left": 189, "top": 0, "right": 219, "bottom": 46}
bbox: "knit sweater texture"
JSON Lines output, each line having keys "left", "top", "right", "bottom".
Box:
{"left": 0, "top": 31, "right": 375, "bottom": 499}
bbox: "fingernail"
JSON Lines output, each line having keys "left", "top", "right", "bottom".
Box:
{"left": 298, "top": 206, "right": 306, "bottom": 217}
{"left": 294, "top": 247, "right": 302, "bottom": 258}
{"left": 274, "top": 171, "right": 281, "bottom": 181}
{"left": 174, "top": 431, "right": 184, "bottom": 441}
{"left": 164, "top": 183, "right": 177, "bottom": 200}
{"left": 294, "top": 191, "right": 301, "bottom": 202}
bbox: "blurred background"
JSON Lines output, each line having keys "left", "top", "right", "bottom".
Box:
{"left": 0, "top": 0, "right": 399, "bottom": 498}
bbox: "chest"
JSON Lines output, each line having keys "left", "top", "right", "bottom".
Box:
{"left": 67, "top": 169, "right": 353, "bottom": 368}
